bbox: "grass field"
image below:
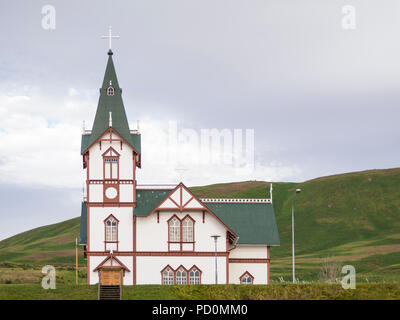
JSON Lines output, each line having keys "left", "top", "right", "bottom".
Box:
{"left": 0, "top": 283, "right": 399, "bottom": 300}
{"left": 0, "top": 168, "right": 399, "bottom": 299}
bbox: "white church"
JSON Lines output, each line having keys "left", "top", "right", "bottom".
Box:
{"left": 79, "top": 42, "right": 280, "bottom": 286}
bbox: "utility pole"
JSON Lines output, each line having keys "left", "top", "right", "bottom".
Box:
{"left": 211, "top": 235, "right": 221, "bottom": 284}
{"left": 292, "top": 189, "right": 302, "bottom": 283}
{"left": 75, "top": 238, "right": 78, "bottom": 285}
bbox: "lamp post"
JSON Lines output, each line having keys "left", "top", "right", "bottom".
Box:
{"left": 292, "top": 188, "right": 301, "bottom": 284}
{"left": 211, "top": 235, "right": 221, "bottom": 284}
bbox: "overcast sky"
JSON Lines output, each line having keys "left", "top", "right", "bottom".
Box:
{"left": 1, "top": 0, "right": 399, "bottom": 240}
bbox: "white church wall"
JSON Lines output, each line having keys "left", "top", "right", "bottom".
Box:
{"left": 229, "top": 262, "right": 268, "bottom": 284}
{"left": 118, "top": 146, "right": 133, "bottom": 179}
{"left": 119, "top": 184, "right": 133, "bottom": 202}
{"left": 88, "top": 184, "right": 103, "bottom": 202}
{"left": 119, "top": 256, "right": 133, "bottom": 285}
{"left": 136, "top": 211, "right": 228, "bottom": 252}
{"left": 229, "top": 245, "right": 268, "bottom": 259}
{"left": 89, "top": 207, "right": 133, "bottom": 252}
{"left": 136, "top": 256, "right": 227, "bottom": 284}
{"left": 88, "top": 256, "right": 103, "bottom": 285}
{"left": 88, "top": 142, "right": 102, "bottom": 180}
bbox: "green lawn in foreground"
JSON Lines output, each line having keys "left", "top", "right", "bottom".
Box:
{"left": 0, "top": 283, "right": 399, "bottom": 300}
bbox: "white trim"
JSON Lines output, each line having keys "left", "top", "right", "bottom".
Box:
{"left": 137, "top": 184, "right": 176, "bottom": 190}
{"left": 201, "top": 198, "right": 272, "bottom": 204}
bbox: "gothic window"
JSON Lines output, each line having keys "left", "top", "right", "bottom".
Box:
{"left": 107, "top": 86, "right": 115, "bottom": 96}
{"left": 182, "top": 217, "right": 194, "bottom": 242}
{"left": 189, "top": 267, "right": 201, "bottom": 284}
{"left": 162, "top": 267, "right": 174, "bottom": 285}
{"left": 240, "top": 272, "right": 254, "bottom": 284}
{"left": 169, "top": 217, "right": 180, "bottom": 242}
{"left": 176, "top": 267, "right": 187, "bottom": 285}
{"left": 105, "top": 216, "right": 117, "bottom": 242}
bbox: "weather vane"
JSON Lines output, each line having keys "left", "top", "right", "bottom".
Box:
{"left": 101, "top": 25, "right": 120, "bottom": 50}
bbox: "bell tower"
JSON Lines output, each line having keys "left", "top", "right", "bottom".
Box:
{"left": 81, "top": 42, "right": 141, "bottom": 284}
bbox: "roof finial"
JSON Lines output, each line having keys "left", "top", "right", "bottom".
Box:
{"left": 137, "top": 120, "right": 140, "bottom": 133}
{"left": 109, "top": 112, "right": 112, "bottom": 127}
{"left": 82, "top": 120, "right": 86, "bottom": 134}
{"left": 101, "top": 26, "right": 120, "bottom": 52}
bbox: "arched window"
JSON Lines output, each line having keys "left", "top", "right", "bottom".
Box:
{"left": 176, "top": 267, "right": 187, "bottom": 284}
{"left": 182, "top": 217, "right": 194, "bottom": 242}
{"left": 169, "top": 217, "right": 180, "bottom": 242}
{"left": 105, "top": 217, "right": 117, "bottom": 241}
{"left": 189, "top": 267, "right": 201, "bottom": 284}
{"left": 240, "top": 272, "right": 254, "bottom": 284}
{"left": 107, "top": 86, "right": 115, "bottom": 96}
{"left": 162, "top": 267, "right": 174, "bottom": 285}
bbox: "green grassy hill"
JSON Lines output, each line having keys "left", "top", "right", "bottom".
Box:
{"left": 0, "top": 217, "right": 85, "bottom": 266}
{"left": 1, "top": 168, "right": 399, "bottom": 282}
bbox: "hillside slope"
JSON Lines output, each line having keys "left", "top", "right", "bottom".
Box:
{"left": 1, "top": 168, "right": 399, "bottom": 281}
{"left": 0, "top": 217, "right": 85, "bottom": 265}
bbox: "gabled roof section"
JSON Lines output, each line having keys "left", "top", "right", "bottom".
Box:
{"left": 204, "top": 202, "right": 280, "bottom": 245}
{"left": 81, "top": 50, "right": 140, "bottom": 154}
{"left": 79, "top": 201, "right": 87, "bottom": 245}
{"left": 155, "top": 183, "right": 209, "bottom": 212}
{"left": 93, "top": 254, "right": 130, "bottom": 272}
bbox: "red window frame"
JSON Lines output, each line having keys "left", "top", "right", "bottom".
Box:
{"left": 160, "top": 265, "right": 202, "bottom": 285}
{"left": 104, "top": 214, "right": 119, "bottom": 251}
{"left": 239, "top": 271, "right": 254, "bottom": 284}
{"left": 167, "top": 214, "right": 195, "bottom": 251}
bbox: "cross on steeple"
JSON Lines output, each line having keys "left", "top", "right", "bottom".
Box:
{"left": 101, "top": 26, "right": 120, "bottom": 50}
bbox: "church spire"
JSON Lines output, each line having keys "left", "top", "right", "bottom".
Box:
{"left": 85, "top": 50, "right": 135, "bottom": 151}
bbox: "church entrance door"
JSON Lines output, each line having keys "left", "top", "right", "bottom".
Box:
{"left": 100, "top": 269, "right": 121, "bottom": 285}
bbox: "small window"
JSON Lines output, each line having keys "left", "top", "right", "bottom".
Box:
{"left": 106, "top": 217, "right": 117, "bottom": 241}
{"left": 240, "top": 272, "right": 253, "bottom": 284}
{"left": 162, "top": 267, "right": 174, "bottom": 285}
{"left": 189, "top": 267, "right": 200, "bottom": 284}
{"left": 169, "top": 217, "right": 180, "bottom": 242}
{"left": 176, "top": 267, "right": 187, "bottom": 284}
{"left": 107, "top": 86, "right": 115, "bottom": 96}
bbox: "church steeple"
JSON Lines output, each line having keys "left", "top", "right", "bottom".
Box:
{"left": 82, "top": 50, "right": 140, "bottom": 154}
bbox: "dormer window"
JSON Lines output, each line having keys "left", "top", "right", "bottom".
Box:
{"left": 107, "top": 86, "right": 115, "bottom": 96}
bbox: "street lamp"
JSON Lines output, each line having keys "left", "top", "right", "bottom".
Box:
{"left": 292, "top": 188, "right": 301, "bottom": 284}
{"left": 211, "top": 235, "right": 221, "bottom": 284}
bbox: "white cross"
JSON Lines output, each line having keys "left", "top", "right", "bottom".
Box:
{"left": 101, "top": 26, "right": 120, "bottom": 50}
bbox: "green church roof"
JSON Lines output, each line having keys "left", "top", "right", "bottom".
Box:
{"left": 204, "top": 202, "right": 280, "bottom": 245}
{"left": 133, "top": 189, "right": 173, "bottom": 216}
{"left": 81, "top": 50, "right": 141, "bottom": 154}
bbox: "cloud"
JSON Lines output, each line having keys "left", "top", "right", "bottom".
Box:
{"left": 0, "top": 88, "right": 300, "bottom": 189}
{"left": 136, "top": 119, "right": 300, "bottom": 186}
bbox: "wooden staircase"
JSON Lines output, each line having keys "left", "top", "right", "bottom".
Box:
{"left": 98, "top": 285, "right": 121, "bottom": 300}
